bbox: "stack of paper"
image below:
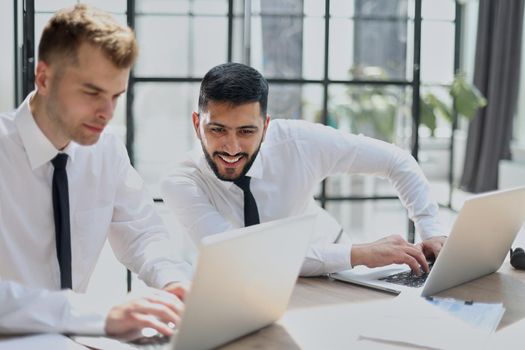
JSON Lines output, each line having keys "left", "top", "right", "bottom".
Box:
{"left": 357, "top": 294, "right": 491, "bottom": 349}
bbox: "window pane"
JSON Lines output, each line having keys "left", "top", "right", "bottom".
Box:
{"left": 191, "top": 0, "right": 228, "bottom": 15}
{"left": 328, "top": 84, "right": 413, "bottom": 146}
{"left": 422, "top": 0, "right": 455, "bottom": 21}
{"left": 233, "top": 0, "right": 244, "bottom": 16}
{"left": 135, "top": 15, "right": 227, "bottom": 77}
{"left": 232, "top": 17, "right": 244, "bottom": 63}
{"left": 417, "top": 86, "right": 464, "bottom": 190}
{"left": 304, "top": 0, "right": 325, "bottom": 16}
{"left": 302, "top": 17, "right": 325, "bottom": 80}
{"left": 36, "top": 0, "right": 126, "bottom": 13}
{"left": 354, "top": 0, "right": 408, "bottom": 19}
{"left": 419, "top": 85, "right": 453, "bottom": 138}
{"left": 35, "top": 0, "right": 76, "bottom": 12}
{"left": 326, "top": 200, "right": 407, "bottom": 242}
{"left": 251, "top": 15, "right": 304, "bottom": 79}
{"left": 192, "top": 17, "right": 228, "bottom": 76}
{"left": 139, "top": 0, "right": 229, "bottom": 15}
{"left": 328, "top": 18, "right": 354, "bottom": 80}
{"left": 267, "top": 83, "right": 323, "bottom": 121}
{"left": 81, "top": 0, "right": 126, "bottom": 13}
{"left": 421, "top": 21, "right": 454, "bottom": 84}
{"left": 252, "top": 0, "right": 302, "bottom": 15}
{"left": 329, "top": 19, "right": 409, "bottom": 81}
{"left": 330, "top": 0, "right": 355, "bottom": 18}
{"left": 135, "top": 16, "right": 190, "bottom": 77}
{"left": 136, "top": 0, "right": 190, "bottom": 14}
{"left": 35, "top": 14, "right": 53, "bottom": 63}
{"left": 133, "top": 83, "right": 200, "bottom": 197}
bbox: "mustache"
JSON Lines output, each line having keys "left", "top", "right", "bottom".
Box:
{"left": 213, "top": 152, "right": 249, "bottom": 158}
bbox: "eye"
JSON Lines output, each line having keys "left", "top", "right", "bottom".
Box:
{"left": 210, "top": 127, "right": 226, "bottom": 134}
{"left": 84, "top": 90, "right": 98, "bottom": 96}
{"left": 239, "top": 129, "right": 256, "bottom": 135}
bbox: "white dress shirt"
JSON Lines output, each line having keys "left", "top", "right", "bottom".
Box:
{"left": 162, "top": 119, "right": 443, "bottom": 276}
{"left": 0, "top": 93, "right": 192, "bottom": 334}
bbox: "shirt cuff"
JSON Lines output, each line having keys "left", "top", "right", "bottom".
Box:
{"left": 325, "top": 243, "right": 352, "bottom": 272}
{"left": 319, "top": 243, "right": 353, "bottom": 273}
{"left": 415, "top": 217, "right": 446, "bottom": 240}
{"left": 64, "top": 291, "right": 114, "bottom": 335}
{"left": 147, "top": 264, "right": 194, "bottom": 290}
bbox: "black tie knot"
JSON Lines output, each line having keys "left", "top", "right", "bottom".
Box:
{"left": 52, "top": 153, "right": 68, "bottom": 170}
{"left": 234, "top": 175, "right": 251, "bottom": 192}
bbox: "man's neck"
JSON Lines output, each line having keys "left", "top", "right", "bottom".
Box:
{"left": 29, "top": 92, "right": 69, "bottom": 151}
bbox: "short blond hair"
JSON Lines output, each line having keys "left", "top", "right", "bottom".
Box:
{"left": 38, "top": 4, "right": 138, "bottom": 68}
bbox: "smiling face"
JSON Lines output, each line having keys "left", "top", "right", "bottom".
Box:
{"left": 193, "top": 100, "right": 270, "bottom": 181}
{"left": 32, "top": 42, "right": 129, "bottom": 150}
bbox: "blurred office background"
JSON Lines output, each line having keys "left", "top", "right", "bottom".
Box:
{"left": 1, "top": 0, "right": 525, "bottom": 296}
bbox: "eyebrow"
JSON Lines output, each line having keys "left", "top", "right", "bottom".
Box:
{"left": 82, "top": 83, "right": 126, "bottom": 96}
{"left": 207, "top": 122, "right": 259, "bottom": 130}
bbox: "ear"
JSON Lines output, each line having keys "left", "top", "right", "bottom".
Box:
{"left": 261, "top": 115, "right": 271, "bottom": 142}
{"left": 192, "top": 111, "right": 201, "bottom": 139}
{"left": 34, "top": 61, "right": 52, "bottom": 96}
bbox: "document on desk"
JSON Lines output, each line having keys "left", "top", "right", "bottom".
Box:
{"left": 425, "top": 296, "right": 505, "bottom": 333}
{"left": 356, "top": 294, "right": 491, "bottom": 349}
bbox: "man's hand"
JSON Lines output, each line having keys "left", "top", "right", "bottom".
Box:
{"left": 105, "top": 288, "right": 184, "bottom": 337}
{"left": 351, "top": 234, "right": 429, "bottom": 275}
{"left": 417, "top": 236, "right": 447, "bottom": 260}
{"left": 162, "top": 281, "right": 191, "bottom": 301}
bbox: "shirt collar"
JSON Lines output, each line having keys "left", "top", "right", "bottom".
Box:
{"left": 14, "top": 91, "right": 78, "bottom": 170}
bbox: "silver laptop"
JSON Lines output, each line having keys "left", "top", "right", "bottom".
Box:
{"left": 132, "top": 213, "right": 315, "bottom": 350}
{"left": 331, "top": 186, "right": 525, "bottom": 297}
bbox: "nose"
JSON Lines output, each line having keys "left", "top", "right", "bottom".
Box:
{"left": 96, "top": 97, "right": 116, "bottom": 122}
{"left": 222, "top": 133, "right": 242, "bottom": 155}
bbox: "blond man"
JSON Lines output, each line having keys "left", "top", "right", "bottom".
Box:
{"left": 0, "top": 4, "right": 190, "bottom": 336}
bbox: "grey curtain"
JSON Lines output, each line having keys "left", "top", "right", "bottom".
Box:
{"left": 460, "top": 0, "right": 524, "bottom": 193}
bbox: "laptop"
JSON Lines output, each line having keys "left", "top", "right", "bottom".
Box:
{"left": 331, "top": 186, "right": 525, "bottom": 297}
{"left": 104, "top": 213, "right": 316, "bottom": 350}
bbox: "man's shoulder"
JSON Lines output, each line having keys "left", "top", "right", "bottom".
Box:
{"left": 164, "top": 158, "right": 205, "bottom": 185}
{"left": 265, "top": 118, "right": 330, "bottom": 145}
{"left": 0, "top": 110, "right": 17, "bottom": 139}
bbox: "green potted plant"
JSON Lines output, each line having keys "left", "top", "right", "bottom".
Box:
{"left": 420, "top": 73, "right": 487, "bottom": 136}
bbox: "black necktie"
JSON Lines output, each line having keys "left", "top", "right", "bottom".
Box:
{"left": 51, "top": 153, "right": 72, "bottom": 289}
{"left": 234, "top": 176, "right": 260, "bottom": 227}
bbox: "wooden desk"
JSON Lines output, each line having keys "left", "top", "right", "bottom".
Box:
{"left": 2, "top": 262, "right": 524, "bottom": 349}
{"left": 219, "top": 261, "right": 525, "bottom": 349}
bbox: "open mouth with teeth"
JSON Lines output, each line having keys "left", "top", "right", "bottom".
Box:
{"left": 216, "top": 153, "right": 245, "bottom": 167}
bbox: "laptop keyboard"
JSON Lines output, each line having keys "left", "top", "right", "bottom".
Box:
{"left": 128, "top": 333, "right": 171, "bottom": 350}
{"left": 378, "top": 261, "right": 434, "bottom": 288}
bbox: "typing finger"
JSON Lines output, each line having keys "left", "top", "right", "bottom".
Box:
{"left": 406, "top": 246, "right": 429, "bottom": 273}
{"left": 128, "top": 299, "right": 182, "bottom": 327}
{"left": 146, "top": 290, "right": 185, "bottom": 317}
{"left": 402, "top": 255, "right": 422, "bottom": 276}
{"left": 129, "top": 313, "right": 175, "bottom": 336}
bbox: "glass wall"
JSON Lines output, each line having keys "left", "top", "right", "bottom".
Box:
{"left": 22, "top": 0, "right": 460, "bottom": 241}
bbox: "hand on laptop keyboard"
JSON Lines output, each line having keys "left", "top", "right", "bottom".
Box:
{"left": 379, "top": 261, "right": 435, "bottom": 288}
{"left": 352, "top": 235, "right": 430, "bottom": 275}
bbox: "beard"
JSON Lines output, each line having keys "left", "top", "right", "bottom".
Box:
{"left": 202, "top": 140, "right": 263, "bottom": 182}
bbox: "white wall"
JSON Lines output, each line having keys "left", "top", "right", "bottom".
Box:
{"left": 0, "top": 1, "right": 14, "bottom": 112}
